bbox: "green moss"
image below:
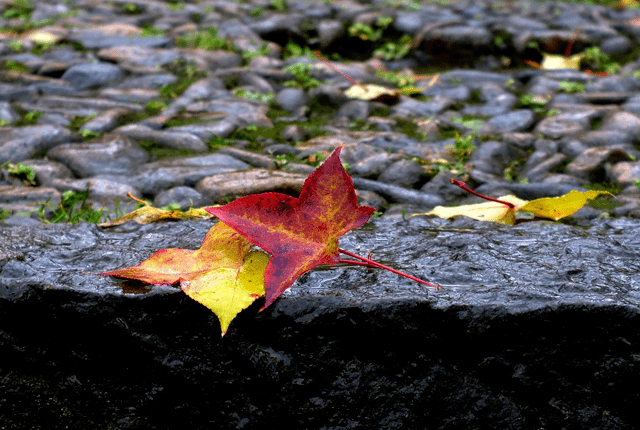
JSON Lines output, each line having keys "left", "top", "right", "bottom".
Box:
{"left": 12, "top": 107, "right": 41, "bottom": 126}
{"left": 369, "top": 106, "right": 390, "bottom": 118}
{"left": 159, "top": 59, "right": 208, "bottom": 101}
{"left": 145, "top": 100, "right": 168, "bottom": 115}
{"left": 3, "top": 59, "right": 28, "bottom": 73}
{"left": 137, "top": 141, "right": 200, "bottom": 160}
{"left": 585, "top": 182, "right": 625, "bottom": 195}
{"left": 176, "top": 28, "right": 234, "bottom": 51}
{"left": 394, "top": 118, "right": 424, "bottom": 140}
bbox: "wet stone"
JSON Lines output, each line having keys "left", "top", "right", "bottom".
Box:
{"left": 153, "top": 186, "right": 208, "bottom": 210}
{"left": 1, "top": 218, "right": 638, "bottom": 429}
{"left": 275, "top": 88, "right": 307, "bottom": 114}
{"left": 608, "top": 161, "right": 640, "bottom": 185}
{"left": 480, "top": 109, "right": 536, "bottom": 134}
{"left": 80, "top": 108, "right": 132, "bottom": 134}
{"left": 66, "top": 29, "right": 172, "bottom": 50}
{"left": 21, "top": 159, "right": 74, "bottom": 186}
{"left": 469, "top": 140, "right": 528, "bottom": 177}
{"left": 97, "top": 46, "right": 181, "bottom": 69}
{"left": 0, "top": 101, "right": 19, "bottom": 124}
{"left": 377, "top": 159, "right": 426, "bottom": 188}
{"left": 115, "top": 124, "right": 208, "bottom": 153}
{"left": 599, "top": 111, "right": 640, "bottom": 140}
{"left": 1, "top": 0, "right": 640, "bottom": 426}
{"left": 166, "top": 120, "right": 237, "bottom": 141}
{"left": 534, "top": 110, "right": 599, "bottom": 139}
{"left": 46, "top": 134, "right": 150, "bottom": 178}
{"left": 0, "top": 125, "right": 82, "bottom": 164}
{"left": 215, "top": 147, "right": 277, "bottom": 170}
{"left": 349, "top": 152, "right": 403, "bottom": 179}
{"left": 196, "top": 169, "right": 307, "bottom": 204}
{"left": 565, "top": 146, "right": 633, "bottom": 183}
{"left": 61, "top": 62, "right": 125, "bottom": 90}
{"left": 392, "top": 96, "right": 454, "bottom": 118}
{"left": 129, "top": 153, "right": 251, "bottom": 196}
{"left": 576, "top": 132, "right": 632, "bottom": 152}
{"left": 47, "top": 177, "right": 141, "bottom": 207}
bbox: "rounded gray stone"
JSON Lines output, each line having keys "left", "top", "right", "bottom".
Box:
{"left": 61, "top": 62, "right": 125, "bottom": 90}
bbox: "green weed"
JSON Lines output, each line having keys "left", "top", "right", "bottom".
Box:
{"left": 373, "top": 34, "right": 412, "bottom": 60}
{"left": 2, "top": 0, "right": 33, "bottom": 20}
{"left": 282, "top": 42, "right": 315, "bottom": 59}
{"left": 558, "top": 81, "right": 586, "bottom": 93}
{"left": 140, "top": 25, "right": 166, "bottom": 37}
{"left": 3, "top": 59, "right": 28, "bottom": 72}
{"left": 283, "top": 62, "right": 321, "bottom": 90}
{"left": 1, "top": 161, "right": 36, "bottom": 184}
{"left": 270, "top": 0, "right": 287, "bottom": 11}
{"left": 581, "top": 46, "right": 621, "bottom": 74}
{"left": 348, "top": 17, "right": 393, "bottom": 42}
{"left": 176, "top": 28, "right": 234, "bottom": 51}
{"left": 167, "top": 1, "right": 184, "bottom": 11}
{"left": 447, "top": 134, "right": 476, "bottom": 163}
{"left": 39, "top": 190, "right": 105, "bottom": 224}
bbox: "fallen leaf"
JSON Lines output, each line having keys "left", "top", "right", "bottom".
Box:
{"left": 182, "top": 249, "right": 269, "bottom": 335}
{"left": 98, "top": 193, "right": 215, "bottom": 226}
{"left": 100, "top": 222, "right": 269, "bottom": 335}
{"left": 411, "top": 185, "right": 614, "bottom": 225}
{"left": 206, "top": 146, "right": 376, "bottom": 309}
{"left": 540, "top": 53, "right": 584, "bottom": 70}
{"left": 345, "top": 84, "right": 401, "bottom": 104}
{"left": 98, "top": 206, "right": 214, "bottom": 226}
{"left": 422, "top": 195, "right": 528, "bottom": 225}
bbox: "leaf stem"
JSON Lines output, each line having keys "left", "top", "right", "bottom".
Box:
{"left": 338, "top": 248, "right": 440, "bottom": 289}
{"left": 313, "top": 50, "right": 361, "bottom": 86}
{"left": 450, "top": 179, "right": 515, "bottom": 208}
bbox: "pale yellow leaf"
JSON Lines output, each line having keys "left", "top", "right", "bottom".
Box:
{"left": 541, "top": 53, "right": 584, "bottom": 70}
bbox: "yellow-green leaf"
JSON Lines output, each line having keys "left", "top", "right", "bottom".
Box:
{"left": 519, "top": 190, "right": 614, "bottom": 220}
{"left": 181, "top": 250, "right": 269, "bottom": 336}
{"left": 411, "top": 190, "right": 614, "bottom": 225}
{"left": 98, "top": 206, "right": 215, "bottom": 227}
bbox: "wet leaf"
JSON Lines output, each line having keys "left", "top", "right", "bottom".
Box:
{"left": 540, "top": 53, "right": 584, "bottom": 70}
{"left": 207, "top": 146, "right": 376, "bottom": 309}
{"left": 182, "top": 250, "right": 268, "bottom": 335}
{"left": 100, "top": 222, "right": 268, "bottom": 335}
{"left": 345, "top": 84, "right": 401, "bottom": 104}
{"left": 98, "top": 193, "right": 215, "bottom": 226}
{"left": 412, "top": 189, "right": 614, "bottom": 225}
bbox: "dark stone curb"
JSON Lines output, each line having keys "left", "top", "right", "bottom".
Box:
{"left": 0, "top": 218, "right": 639, "bottom": 429}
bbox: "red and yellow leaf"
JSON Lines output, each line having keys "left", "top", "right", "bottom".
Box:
{"left": 100, "top": 222, "right": 268, "bottom": 335}
{"left": 99, "top": 222, "right": 252, "bottom": 284}
{"left": 206, "top": 146, "right": 376, "bottom": 309}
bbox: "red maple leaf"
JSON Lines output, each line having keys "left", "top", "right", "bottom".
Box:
{"left": 206, "top": 146, "right": 376, "bottom": 309}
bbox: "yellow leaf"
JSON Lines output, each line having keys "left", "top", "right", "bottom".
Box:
{"left": 344, "top": 84, "right": 400, "bottom": 104}
{"left": 414, "top": 195, "right": 527, "bottom": 225}
{"left": 181, "top": 250, "right": 269, "bottom": 336}
{"left": 520, "top": 190, "right": 614, "bottom": 221}
{"left": 540, "top": 53, "right": 584, "bottom": 70}
{"left": 411, "top": 189, "right": 614, "bottom": 225}
{"left": 98, "top": 206, "right": 214, "bottom": 226}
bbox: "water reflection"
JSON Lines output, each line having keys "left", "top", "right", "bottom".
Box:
{"left": 111, "top": 279, "right": 155, "bottom": 295}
